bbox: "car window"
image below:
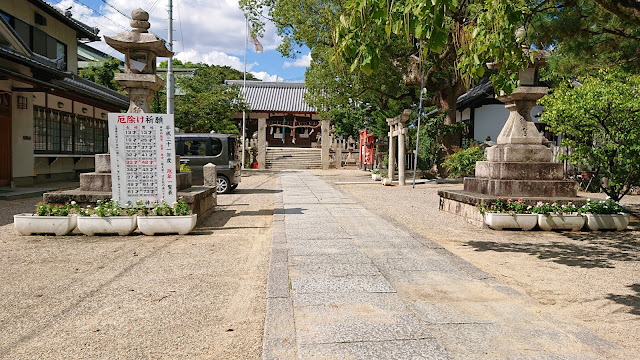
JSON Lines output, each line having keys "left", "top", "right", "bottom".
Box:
{"left": 211, "top": 138, "right": 222, "bottom": 157}
{"left": 184, "top": 140, "right": 207, "bottom": 155}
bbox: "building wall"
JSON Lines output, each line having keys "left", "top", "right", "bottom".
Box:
{"left": 11, "top": 83, "right": 35, "bottom": 181}
{"left": 2, "top": 0, "right": 79, "bottom": 73}
{"left": 472, "top": 103, "right": 546, "bottom": 143}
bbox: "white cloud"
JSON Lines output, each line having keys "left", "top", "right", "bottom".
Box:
{"left": 283, "top": 53, "right": 311, "bottom": 68}
{"left": 175, "top": 49, "right": 257, "bottom": 71}
{"left": 49, "top": 0, "right": 292, "bottom": 79}
{"left": 250, "top": 71, "right": 280, "bottom": 82}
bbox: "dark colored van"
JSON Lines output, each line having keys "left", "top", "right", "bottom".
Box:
{"left": 175, "top": 133, "right": 241, "bottom": 193}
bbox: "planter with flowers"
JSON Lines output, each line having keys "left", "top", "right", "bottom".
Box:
{"left": 76, "top": 200, "right": 138, "bottom": 236}
{"left": 477, "top": 198, "right": 537, "bottom": 231}
{"left": 137, "top": 198, "right": 197, "bottom": 235}
{"left": 532, "top": 201, "right": 585, "bottom": 231}
{"left": 14, "top": 201, "right": 78, "bottom": 236}
{"left": 579, "top": 198, "right": 629, "bottom": 231}
{"left": 371, "top": 170, "right": 382, "bottom": 181}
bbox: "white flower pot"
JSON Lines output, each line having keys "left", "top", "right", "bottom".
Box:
{"left": 372, "top": 173, "right": 381, "bottom": 181}
{"left": 381, "top": 178, "right": 393, "bottom": 186}
{"left": 537, "top": 213, "right": 585, "bottom": 231}
{"left": 137, "top": 214, "right": 197, "bottom": 235}
{"left": 584, "top": 213, "right": 629, "bottom": 231}
{"left": 484, "top": 213, "right": 538, "bottom": 231}
{"left": 77, "top": 215, "right": 137, "bottom": 236}
{"left": 13, "top": 214, "right": 77, "bottom": 236}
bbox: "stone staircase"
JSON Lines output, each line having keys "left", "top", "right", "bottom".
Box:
{"left": 266, "top": 147, "right": 322, "bottom": 169}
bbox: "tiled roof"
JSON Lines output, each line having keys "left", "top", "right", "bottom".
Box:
{"left": 426, "top": 81, "right": 495, "bottom": 117}
{"left": 225, "top": 80, "right": 316, "bottom": 113}
{"left": 52, "top": 75, "right": 129, "bottom": 109}
{"left": 0, "top": 45, "right": 128, "bottom": 109}
{"left": 27, "top": 0, "right": 100, "bottom": 41}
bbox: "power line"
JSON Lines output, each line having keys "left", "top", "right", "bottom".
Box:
{"left": 73, "top": 0, "right": 130, "bottom": 32}
{"left": 96, "top": 0, "right": 131, "bottom": 20}
{"left": 146, "top": 0, "right": 162, "bottom": 14}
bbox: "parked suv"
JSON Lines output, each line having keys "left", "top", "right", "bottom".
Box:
{"left": 175, "top": 133, "right": 241, "bottom": 193}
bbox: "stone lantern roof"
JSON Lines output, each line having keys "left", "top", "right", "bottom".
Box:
{"left": 103, "top": 8, "right": 173, "bottom": 58}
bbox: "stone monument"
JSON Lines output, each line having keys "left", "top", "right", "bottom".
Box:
{"left": 438, "top": 46, "right": 582, "bottom": 225}
{"left": 44, "top": 9, "right": 215, "bottom": 219}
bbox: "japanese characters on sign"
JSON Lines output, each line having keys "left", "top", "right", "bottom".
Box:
{"left": 108, "top": 114, "right": 176, "bottom": 206}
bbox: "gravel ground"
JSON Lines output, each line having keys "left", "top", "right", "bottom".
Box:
{"left": 0, "top": 171, "right": 275, "bottom": 359}
{"left": 313, "top": 169, "right": 640, "bottom": 355}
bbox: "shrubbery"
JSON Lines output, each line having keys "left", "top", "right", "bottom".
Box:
{"left": 441, "top": 143, "right": 485, "bottom": 178}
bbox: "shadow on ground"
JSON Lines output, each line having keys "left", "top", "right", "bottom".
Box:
{"left": 607, "top": 284, "right": 640, "bottom": 316}
{"left": 467, "top": 230, "right": 640, "bottom": 268}
{"left": 232, "top": 188, "right": 282, "bottom": 195}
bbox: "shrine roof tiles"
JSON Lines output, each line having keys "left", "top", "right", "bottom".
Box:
{"left": 225, "top": 80, "right": 316, "bottom": 113}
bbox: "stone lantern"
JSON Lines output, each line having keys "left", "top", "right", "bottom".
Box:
{"left": 463, "top": 44, "right": 577, "bottom": 198}
{"left": 104, "top": 8, "right": 173, "bottom": 113}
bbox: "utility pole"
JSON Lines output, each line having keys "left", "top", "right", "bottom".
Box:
{"left": 241, "top": 16, "right": 247, "bottom": 169}
{"left": 167, "top": 0, "right": 174, "bottom": 115}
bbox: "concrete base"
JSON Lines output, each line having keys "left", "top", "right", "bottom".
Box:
{"left": 43, "top": 186, "right": 216, "bottom": 224}
{"left": 463, "top": 177, "right": 578, "bottom": 197}
{"left": 438, "top": 190, "right": 589, "bottom": 227}
{"left": 475, "top": 161, "right": 565, "bottom": 180}
{"left": 486, "top": 144, "right": 552, "bottom": 163}
{"left": 79, "top": 172, "right": 192, "bottom": 192}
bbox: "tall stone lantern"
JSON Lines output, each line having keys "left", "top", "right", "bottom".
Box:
{"left": 463, "top": 47, "right": 577, "bottom": 198}
{"left": 104, "top": 8, "right": 173, "bottom": 113}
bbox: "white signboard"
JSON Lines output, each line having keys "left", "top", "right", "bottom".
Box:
{"left": 108, "top": 113, "right": 177, "bottom": 206}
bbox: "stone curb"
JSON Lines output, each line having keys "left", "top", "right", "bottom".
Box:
{"left": 262, "top": 175, "right": 298, "bottom": 360}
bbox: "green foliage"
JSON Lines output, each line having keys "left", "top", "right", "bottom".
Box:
{"left": 148, "top": 199, "right": 192, "bottom": 216}
{"left": 81, "top": 200, "right": 136, "bottom": 217}
{"left": 458, "top": 0, "right": 530, "bottom": 94}
{"left": 532, "top": 0, "right": 640, "bottom": 85}
{"left": 154, "top": 63, "right": 252, "bottom": 134}
{"left": 179, "top": 163, "right": 192, "bottom": 172}
{"left": 539, "top": 69, "right": 640, "bottom": 201}
{"left": 579, "top": 198, "right": 627, "bottom": 214}
{"left": 78, "top": 57, "right": 124, "bottom": 92}
{"left": 407, "top": 113, "right": 467, "bottom": 175}
{"left": 34, "top": 201, "right": 76, "bottom": 216}
{"left": 476, "top": 197, "right": 530, "bottom": 215}
{"left": 531, "top": 201, "right": 578, "bottom": 215}
{"left": 441, "top": 143, "right": 486, "bottom": 178}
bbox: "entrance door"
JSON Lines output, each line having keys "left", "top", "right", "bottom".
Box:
{"left": 0, "top": 93, "right": 11, "bottom": 186}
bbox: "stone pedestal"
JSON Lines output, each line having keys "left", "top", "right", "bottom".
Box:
{"left": 462, "top": 87, "right": 577, "bottom": 198}
{"left": 321, "top": 120, "right": 330, "bottom": 170}
{"left": 257, "top": 118, "right": 267, "bottom": 169}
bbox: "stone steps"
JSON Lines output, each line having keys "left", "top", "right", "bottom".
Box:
{"left": 266, "top": 147, "right": 322, "bottom": 169}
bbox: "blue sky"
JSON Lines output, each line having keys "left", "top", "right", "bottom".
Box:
{"left": 48, "top": 0, "right": 309, "bottom": 82}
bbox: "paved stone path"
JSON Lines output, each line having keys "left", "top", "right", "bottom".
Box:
{"left": 263, "top": 170, "right": 630, "bottom": 360}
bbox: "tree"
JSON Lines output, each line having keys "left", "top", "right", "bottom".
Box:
{"left": 529, "top": 0, "right": 640, "bottom": 83}
{"left": 539, "top": 70, "right": 640, "bottom": 201}
{"left": 78, "top": 57, "right": 124, "bottom": 91}
{"left": 239, "top": 0, "right": 419, "bottom": 133}
{"left": 153, "top": 61, "right": 256, "bottom": 133}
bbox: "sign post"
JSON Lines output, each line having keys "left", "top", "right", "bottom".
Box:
{"left": 109, "top": 113, "right": 177, "bottom": 206}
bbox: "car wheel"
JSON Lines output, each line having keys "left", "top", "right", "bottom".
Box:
{"left": 216, "top": 176, "right": 230, "bottom": 194}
